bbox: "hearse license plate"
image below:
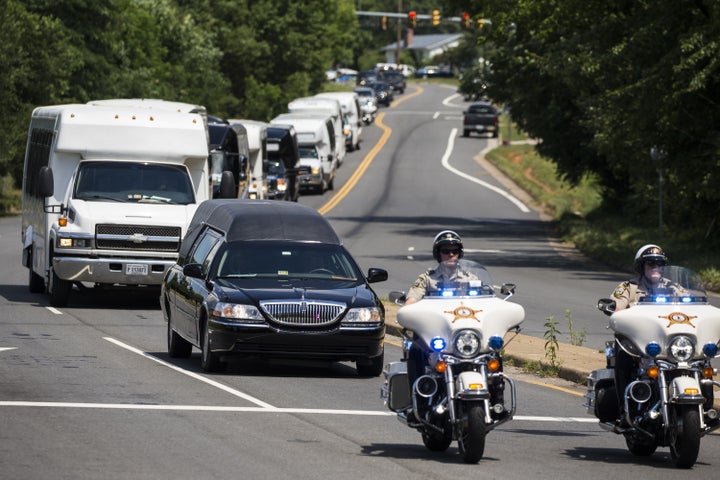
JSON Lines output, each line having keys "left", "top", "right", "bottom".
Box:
{"left": 126, "top": 264, "right": 149, "bottom": 275}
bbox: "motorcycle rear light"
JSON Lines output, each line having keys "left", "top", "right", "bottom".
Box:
{"left": 685, "top": 388, "right": 700, "bottom": 395}
{"left": 488, "top": 358, "right": 500, "bottom": 372}
{"left": 703, "top": 367, "right": 715, "bottom": 379}
{"left": 703, "top": 342, "right": 719, "bottom": 358}
{"left": 489, "top": 336, "right": 503, "bottom": 351}
{"left": 435, "top": 361, "right": 447, "bottom": 373}
{"left": 468, "top": 383, "right": 484, "bottom": 390}
{"left": 430, "top": 337, "right": 446, "bottom": 352}
{"left": 647, "top": 366, "right": 659, "bottom": 379}
{"left": 645, "top": 342, "right": 661, "bottom": 357}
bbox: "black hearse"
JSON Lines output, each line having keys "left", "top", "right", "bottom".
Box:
{"left": 161, "top": 199, "right": 388, "bottom": 374}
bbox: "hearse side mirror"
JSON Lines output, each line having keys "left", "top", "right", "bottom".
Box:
{"left": 598, "top": 298, "right": 616, "bottom": 316}
{"left": 366, "top": 268, "right": 388, "bottom": 284}
{"left": 183, "top": 263, "right": 204, "bottom": 279}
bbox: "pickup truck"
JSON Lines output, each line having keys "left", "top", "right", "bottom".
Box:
{"left": 462, "top": 101, "right": 500, "bottom": 138}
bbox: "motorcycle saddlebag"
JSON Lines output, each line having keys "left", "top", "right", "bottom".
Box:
{"left": 585, "top": 368, "right": 618, "bottom": 422}
{"left": 381, "top": 361, "right": 411, "bottom": 412}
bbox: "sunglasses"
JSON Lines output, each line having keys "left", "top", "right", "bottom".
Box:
{"left": 645, "top": 260, "right": 666, "bottom": 267}
{"left": 440, "top": 248, "right": 460, "bottom": 255}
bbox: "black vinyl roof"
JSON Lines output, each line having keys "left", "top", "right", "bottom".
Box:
{"left": 180, "top": 200, "right": 341, "bottom": 259}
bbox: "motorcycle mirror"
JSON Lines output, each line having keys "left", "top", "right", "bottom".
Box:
{"left": 500, "top": 283, "right": 516, "bottom": 295}
{"left": 388, "top": 291, "right": 406, "bottom": 305}
{"left": 597, "top": 298, "right": 616, "bottom": 316}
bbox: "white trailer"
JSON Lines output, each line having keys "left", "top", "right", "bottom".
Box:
{"left": 21, "top": 104, "right": 214, "bottom": 307}
{"left": 228, "top": 119, "right": 268, "bottom": 200}
{"left": 314, "top": 91, "right": 363, "bottom": 152}
{"left": 287, "top": 96, "right": 345, "bottom": 166}
{"left": 269, "top": 113, "right": 337, "bottom": 193}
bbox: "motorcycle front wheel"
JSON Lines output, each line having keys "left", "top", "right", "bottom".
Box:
{"left": 457, "top": 403, "right": 487, "bottom": 463}
{"left": 671, "top": 406, "right": 701, "bottom": 469}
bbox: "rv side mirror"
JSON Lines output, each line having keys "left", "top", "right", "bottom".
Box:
{"left": 39, "top": 166, "right": 54, "bottom": 197}
{"left": 218, "top": 171, "right": 236, "bottom": 199}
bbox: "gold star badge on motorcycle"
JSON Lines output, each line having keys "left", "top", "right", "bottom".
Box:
{"left": 445, "top": 304, "right": 482, "bottom": 323}
{"left": 659, "top": 312, "right": 697, "bottom": 328}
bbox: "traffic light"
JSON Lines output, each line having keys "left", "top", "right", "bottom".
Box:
{"left": 432, "top": 9, "right": 440, "bottom": 26}
{"left": 408, "top": 10, "right": 417, "bottom": 29}
{"left": 380, "top": 15, "right": 387, "bottom": 31}
{"left": 462, "top": 12, "right": 471, "bottom": 29}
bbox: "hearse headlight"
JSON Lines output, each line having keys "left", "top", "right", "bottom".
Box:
{"left": 669, "top": 335, "right": 695, "bottom": 362}
{"left": 213, "top": 302, "right": 265, "bottom": 323}
{"left": 454, "top": 329, "right": 481, "bottom": 358}
{"left": 343, "top": 307, "right": 381, "bottom": 324}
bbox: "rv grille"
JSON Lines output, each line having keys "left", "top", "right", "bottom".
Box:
{"left": 259, "top": 300, "right": 346, "bottom": 327}
{"left": 95, "top": 224, "right": 181, "bottom": 252}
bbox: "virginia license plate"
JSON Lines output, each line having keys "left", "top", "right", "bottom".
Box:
{"left": 126, "top": 263, "right": 149, "bottom": 275}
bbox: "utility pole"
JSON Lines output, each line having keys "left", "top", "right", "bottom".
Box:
{"left": 395, "top": 0, "right": 402, "bottom": 66}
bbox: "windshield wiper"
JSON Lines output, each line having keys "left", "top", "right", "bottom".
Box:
{"left": 76, "top": 194, "right": 124, "bottom": 202}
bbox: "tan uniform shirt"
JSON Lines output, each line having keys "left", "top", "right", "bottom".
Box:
{"left": 612, "top": 276, "right": 683, "bottom": 310}
{"left": 406, "top": 266, "right": 477, "bottom": 302}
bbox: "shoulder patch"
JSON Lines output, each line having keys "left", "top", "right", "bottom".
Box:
{"left": 613, "top": 281, "right": 630, "bottom": 298}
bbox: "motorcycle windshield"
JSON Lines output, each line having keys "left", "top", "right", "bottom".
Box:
{"left": 424, "top": 259, "right": 495, "bottom": 298}
{"left": 636, "top": 265, "right": 708, "bottom": 304}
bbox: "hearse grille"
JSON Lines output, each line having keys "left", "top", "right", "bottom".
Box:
{"left": 259, "top": 300, "right": 346, "bottom": 327}
{"left": 95, "top": 224, "right": 181, "bottom": 252}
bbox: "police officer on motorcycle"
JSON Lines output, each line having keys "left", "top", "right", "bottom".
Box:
{"left": 610, "top": 244, "right": 683, "bottom": 421}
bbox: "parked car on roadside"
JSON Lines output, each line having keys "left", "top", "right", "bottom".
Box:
{"left": 462, "top": 101, "right": 500, "bottom": 138}
{"left": 161, "top": 199, "right": 389, "bottom": 375}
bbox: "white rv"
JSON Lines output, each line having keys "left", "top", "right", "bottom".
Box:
{"left": 228, "top": 119, "right": 268, "bottom": 200}
{"left": 21, "top": 104, "right": 217, "bottom": 307}
{"left": 269, "top": 113, "right": 337, "bottom": 193}
{"left": 314, "top": 92, "right": 362, "bottom": 152}
{"left": 287, "top": 96, "right": 345, "bottom": 166}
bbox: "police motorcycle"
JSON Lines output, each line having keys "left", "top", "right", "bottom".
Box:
{"left": 382, "top": 259, "right": 525, "bottom": 463}
{"left": 360, "top": 98, "right": 377, "bottom": 125}
{"left": 585, "top": 266, "right": 720, "bottom": 468}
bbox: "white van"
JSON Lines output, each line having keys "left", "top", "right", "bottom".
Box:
{"left": 314, "top": 92, "right": 362, "bottom": 152}
{"left": 228, "top": 119, "right": 268, "bottom": 200}
{"left": 21, "top": 104, "right": 218, "bottom": 307}
{"left": 269, "top": 113, "right": 337, "bottom": 193}
{"left": 287, "top": 97, "right": 345, "bottom": 166}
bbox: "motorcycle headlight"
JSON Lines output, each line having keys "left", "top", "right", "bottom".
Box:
{"left": 454, "top": 329, "right": 481, "bottom": 358}
{"left": 668, "top": 335, "right": 695, "bottom": 362}
{"left": 213, "top": 302, "right": 265, "bottom": 324}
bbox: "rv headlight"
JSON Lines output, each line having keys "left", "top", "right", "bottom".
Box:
{"left": 213, "top": 302, "right": 265, "bottom": 324}
{"left": 57, "top": 236, "right": 91, "bottom": 248}
{"left": 454, "top": 329, "right": 481, "bottom": 358}
{"left": 342, "top": 307, "right": 381, "bottom": 324}
{"left": 669, "top": 335, "right": 695, "bottom": 362}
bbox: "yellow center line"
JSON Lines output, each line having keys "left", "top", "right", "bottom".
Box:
{"left": 317, "top": 85, "right": 424, "bottom": 215}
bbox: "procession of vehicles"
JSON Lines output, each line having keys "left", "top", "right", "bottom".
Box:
{"left": 17, "top": 83, "right": 720, "bottom": 469}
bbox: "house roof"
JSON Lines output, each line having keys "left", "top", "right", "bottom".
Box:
{"left": 381, "top": 33, "right": 463, "bottom": 52}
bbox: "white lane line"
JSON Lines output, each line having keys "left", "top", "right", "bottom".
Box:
{"left": 0, "top": 401, "right": 598, "bottom": 422}
{"left": 103, "top": 337, "right": 276, "bottom": 409}
{"left": 441, "top": 128, "right": 530, "bottom": 213}
{"left": 46, "top": 307, "right": 63, "bottom": 314}
{"left": 0, "top": 347, "right": 17, "bottom": 353}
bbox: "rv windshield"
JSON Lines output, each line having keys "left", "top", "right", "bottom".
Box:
{"left": 73, "top": 161, "right": 195, "bottom": 205}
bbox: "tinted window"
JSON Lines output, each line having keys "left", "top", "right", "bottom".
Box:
{"left": 189, "top": 229, "right": 222, "bottom": 274}
{"left": 216, "top": 241, "right": 362, "bottom": 288}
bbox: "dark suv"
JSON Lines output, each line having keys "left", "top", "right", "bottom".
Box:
{"left": 378, "top": 71, "right": 406, "bottom": 94}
